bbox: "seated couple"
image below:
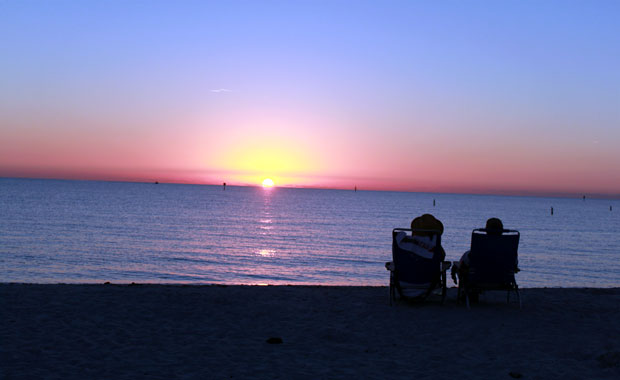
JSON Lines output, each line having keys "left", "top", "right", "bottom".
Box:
{"left": 392, "top": 215, "right": 519, "bottom": 304}
{"left": 397, "top": 215, "right": 516, "bottom": 274}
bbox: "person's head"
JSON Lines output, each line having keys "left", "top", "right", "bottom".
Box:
{"left": 485, "top": 217, "right": 504, "bottom": 235}
{"left": 411, "top": 214, "right": 444, "bottom": 237}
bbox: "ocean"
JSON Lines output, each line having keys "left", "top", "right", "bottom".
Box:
{"left": 1, "top": 178, "right": 618, "bottom": 287}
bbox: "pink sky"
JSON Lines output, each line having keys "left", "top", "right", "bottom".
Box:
{"left": 1, "top": 1, "right": 619, "bottom": 198}
{"left": 2, "top": 111, "right": 617, "bottom": 197}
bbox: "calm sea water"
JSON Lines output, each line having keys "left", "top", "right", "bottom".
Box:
{"left": 1, "top": 178, "right": 618, "bottom": 287}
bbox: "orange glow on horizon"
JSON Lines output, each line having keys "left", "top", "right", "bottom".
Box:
{"left": 202, "top": 124, "right": 326, "bottom": 188}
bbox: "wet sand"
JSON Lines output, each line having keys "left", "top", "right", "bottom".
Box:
{"left": 1, "top": 284, "right": 619, "bottom": 379}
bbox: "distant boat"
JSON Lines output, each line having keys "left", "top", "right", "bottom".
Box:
{"left": 155, "top": 181, "right": 159, "bottom": 184}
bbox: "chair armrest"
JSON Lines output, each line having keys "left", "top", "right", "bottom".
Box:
{"left": 385, "top": 261, "right": 395, "bottom": 272}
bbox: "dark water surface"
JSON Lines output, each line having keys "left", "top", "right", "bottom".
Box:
{"left": 1, "top": 178, "right": 618, "bottom": 287}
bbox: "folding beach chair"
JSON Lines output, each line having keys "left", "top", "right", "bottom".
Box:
{"left": 386, "top": 228, "right": 451, "bottom": 305}
{"left": 458, "top": 228, "right": 521, "bottom": 308}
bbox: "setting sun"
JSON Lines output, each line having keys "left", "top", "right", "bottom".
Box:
{"left": 262, "top": 178, "right": 274, "bottom": 187}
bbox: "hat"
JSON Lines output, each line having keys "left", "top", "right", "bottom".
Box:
{"left": 411, "top": 214, "right": 444, "bottom": 236}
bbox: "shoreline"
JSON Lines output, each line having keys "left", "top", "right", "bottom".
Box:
{"left": 2, "top": 284, "right": 619, "bottom": 379}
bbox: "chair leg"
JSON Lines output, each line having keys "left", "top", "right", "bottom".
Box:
{"left": 515, "top": 285, "right": 522, "bottom": 309}
{"left": 441, "top": 283, "right": 446, "bottom": 305}
{"left": 389, "top": 275, "right": 394, "bottom": 306}
{"left": 441, "top": 271, "right": 447, "bottom": 305}
{"left": 459, "top": 282, "right": 473, "bottom": 309}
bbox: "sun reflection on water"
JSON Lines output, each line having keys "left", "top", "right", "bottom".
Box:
{"left": 259, "top": 218, "right": 273, "bottom": 231}
{"left": 256, "top": 249, "right": 276, "bottom": 257}
{"left": 260, "top": 186, "right": 274, "bottom": 233}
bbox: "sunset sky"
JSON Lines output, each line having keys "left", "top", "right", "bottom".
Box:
{"left": 1, "top": 0, "right": 619, "bottom": 197}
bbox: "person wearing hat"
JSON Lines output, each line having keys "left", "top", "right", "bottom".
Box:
{"left": 409, "top": 213, "right": 446, "bottom": 261}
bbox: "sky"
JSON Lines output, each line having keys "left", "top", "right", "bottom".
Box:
{"left": 1, "top": 0, "right": 619, "bottom": 197}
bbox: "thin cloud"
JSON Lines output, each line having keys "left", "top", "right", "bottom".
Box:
{"left": 210, "top": 88, "right": 232, "bottom": 93}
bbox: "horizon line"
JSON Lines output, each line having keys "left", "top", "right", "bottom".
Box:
{"left": 2, "top": 174, "right": 619, "bottom": 201}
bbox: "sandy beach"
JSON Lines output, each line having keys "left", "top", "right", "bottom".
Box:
{"left": 1, "top": 284, "right": 619, "bottom": 379}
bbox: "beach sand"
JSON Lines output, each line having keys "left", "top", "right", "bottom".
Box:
{"left": 1, "top": 284, "right": 619, "bottom": 379}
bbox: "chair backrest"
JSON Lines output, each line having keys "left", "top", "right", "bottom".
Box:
{"left": 468, "top": 228, "right": 520, "bottom": 285}
{"left": 392, "top": 228, "right": 443, "bottom": 285}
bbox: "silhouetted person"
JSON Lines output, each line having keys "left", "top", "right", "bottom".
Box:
{"left": 451, "top": 218, "right": 505, "bottom": 302}
{"left": 223, "top": 182, "right": 226, "bottom": 191}
{"left": 409, "top": 213, "right": 446, "bottom": 261}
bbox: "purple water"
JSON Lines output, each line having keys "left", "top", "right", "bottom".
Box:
{"left": 1, "top": 178, "right": 618, "bottom": 287}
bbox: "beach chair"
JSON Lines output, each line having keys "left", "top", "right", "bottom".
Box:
{"left": 458, "top": 228, "right": 521, "bottom": 308}
{"left": 386, "top": 228, "right": 451, "bottom": 305}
